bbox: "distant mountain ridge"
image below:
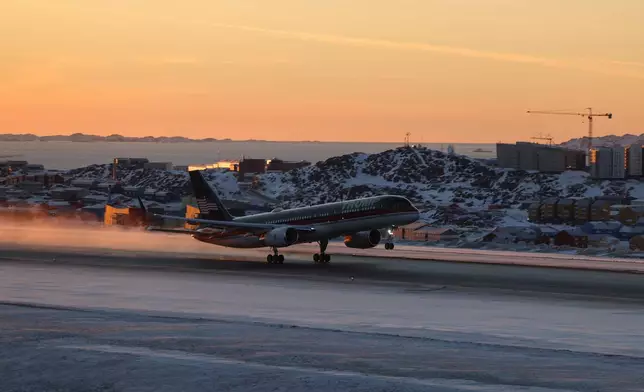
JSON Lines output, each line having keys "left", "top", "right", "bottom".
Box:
{"left": 0, "top": 133, "right": 319, "bottom": 143}
{"left": 560, "top": 133, "right": 644, "bottom": 150}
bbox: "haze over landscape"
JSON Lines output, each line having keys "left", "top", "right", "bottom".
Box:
{"left": 2, "top": 0, "right": 643, "bottom": 143}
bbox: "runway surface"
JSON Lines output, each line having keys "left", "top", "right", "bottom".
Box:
{"left": 1, "top": 242, "right": 644, "bottom": 391}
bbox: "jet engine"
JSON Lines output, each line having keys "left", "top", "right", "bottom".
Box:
{"left": 264, "top": 227, "right": 299, "bottom": 247}
{"left": 344, "top": 229, "right": 381, "bottom": 249}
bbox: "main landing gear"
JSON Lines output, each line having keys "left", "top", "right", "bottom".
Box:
{"left": 267, "top": 247, "right": 284, "bottom": 264}
{"left": 313, "top": 239, "right": 331, "bottom": 264}
{"left": 384, "top": 242, "right": 395, "bottom": 250}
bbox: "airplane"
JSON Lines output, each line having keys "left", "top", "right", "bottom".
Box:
{"left": 142, "top": 170, "right": 420, "bottom": 265}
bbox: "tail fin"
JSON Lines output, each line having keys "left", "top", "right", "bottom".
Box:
{"left": 136, "top": 196, "right": 149, "bottom": 227}
{"left": 189, "top": 170, "right": 233, "bottom": 221}
{"left": 136, "top": 196, "right": 147, "bottom": 215}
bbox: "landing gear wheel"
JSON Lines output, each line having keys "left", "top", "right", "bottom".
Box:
{"left": 267, "top": 248, "right": 284, "bottom": 264}
{"left": 314, "top": 253, "right": 331, "bottom": 264}
{"left": 385, "top": 243, "right": 395, "bottom": 250}
{"left": 314, "top": 239, "right": 331, "bottom": 264}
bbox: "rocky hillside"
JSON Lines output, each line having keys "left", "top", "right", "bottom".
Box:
{"left": 561, "top": 133, "right": 644, "bottom": 149}
{"left": 67, "top": 165, "right": 241, "bottom": 199}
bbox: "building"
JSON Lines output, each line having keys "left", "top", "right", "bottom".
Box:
{"left": 412, "top": 227, "right": 460, "bottom": 242}
{"left": 618, "top": 226, "right": 644, "bottom": 240}
{"left": 16, "top": 181, "right": 43, "bottom": 193}
{"left": 527, "top": 203, "right": 542, "bottom": 222}
{"left": 629, "top": 235, "right": 644, "bottom": 250}
{"left": 556, "top": 199, "right": 576, "bottom": 222}
{"left": 590, "top": 147, "right": 626, "bottom": 179}
{"left": 238, "top": 158, "right": 267, "bottom": 178}
{"left": 185, "top": 204, "right": 200, "bottom": 230}
{"left": 122, "top": 185, "right": 145, "bottom": 198}
{"left": 537, "top": 148, "right": 566, "bottom": 173}
{"left": 540, "top": 197, "right": 559, "bottom": 222}
{"left": 266, "top": 159, "right": 311, "bottom": 173}
{"left": 496, "top": 144, "right": 519, "bottom": 169}
{"left": 25, "top": 163, "right": 45, "bottom": 172}
{"left": 590, "top": 200, "right": 614, "bottom": 221}
{"left": 50, "top": 186, "right": 89, "bottom": 201}
{"left": 188, "top": 161, "right": 239, "bottom": 172}
{"left": 610, "top": 204, "right": 644, "bottom": 226}
{"left": 515, "top": 142, "right": 540, "bottom": 170}
{"left": 104, "top": 205, "right": 145, "bottom": 226}
{"left": 590, "top": 147, "right": 612, "bottom": 179}
{"left": 144, "top": 162, "right": 173, "bottom": 170}
{"left": 393, "top": 221, "right": 429, "bottom": 240}
{"left": 496, "top": 142, "right": 585, "bottom": 172}
{"left": 574, "top": 199, "right": 593, "bottom": 223}
{"left": 581, "top": 221, "right": 623, "bottom": 235}
{"left": 114, "top": 158, "right": 149, "bottom": 169}
{"left": 0, "top": 160, "right": 29, "bottom": 171}
{"left": 554, "top": 230, "right": 588, "bottom": 248}
{"left": 587, "top": 234, "right": 620, "bottom": 248}
{"left": 626, "top": 145, "right": 643, "bottom": 177}
{"left": 71, "top": 179, "right": 98, "bottom": 189}
{"left": 564, "top": 150, "right": 586, "bottom": 171}
{"left": 611, "top": 147, "right": 626, "bottom": 178}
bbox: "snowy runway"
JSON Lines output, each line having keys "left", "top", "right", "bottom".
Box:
{"left": 1, "top": 246, "right": 644, "bottom": 391}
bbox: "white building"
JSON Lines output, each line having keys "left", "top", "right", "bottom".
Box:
{"left": 627, "top": 145, "right": 643, "bottom": 177}
{"left": 611, "top": 147, "right": 626, "bottom": 179}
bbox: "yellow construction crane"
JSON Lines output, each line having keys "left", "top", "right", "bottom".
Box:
{"left": 526, "top": 108, "right": 612, "bottom": 151}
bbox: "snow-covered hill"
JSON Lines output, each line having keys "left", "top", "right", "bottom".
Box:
{"left": 66, "top": 146, "right": 644, "bottom": 226}
{"left": 561, "top": 133, "right": 644, "bottom": 149}
{"left": 258, "top": 146, "right": 635, "bottom": 206}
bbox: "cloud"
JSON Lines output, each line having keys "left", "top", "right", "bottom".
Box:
{"left": 610, "top": 60, "right": 644, "bottom": 68}
{"left": 204, "top": 22, "right": 644, "bottom": 80}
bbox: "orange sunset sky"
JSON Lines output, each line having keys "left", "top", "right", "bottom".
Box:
{"left": 1, "top": 0, "right": 643, "bottom": 143}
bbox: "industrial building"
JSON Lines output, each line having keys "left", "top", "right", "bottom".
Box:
{"left": 496, "top": 142, "right": 585, "bottom": 172}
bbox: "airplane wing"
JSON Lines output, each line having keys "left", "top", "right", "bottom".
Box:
{"left": 145, "top": 227, "right": 200, "bottom": 235}
{"left": 150, "top": 214, "right": 316, "bottom": 234}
